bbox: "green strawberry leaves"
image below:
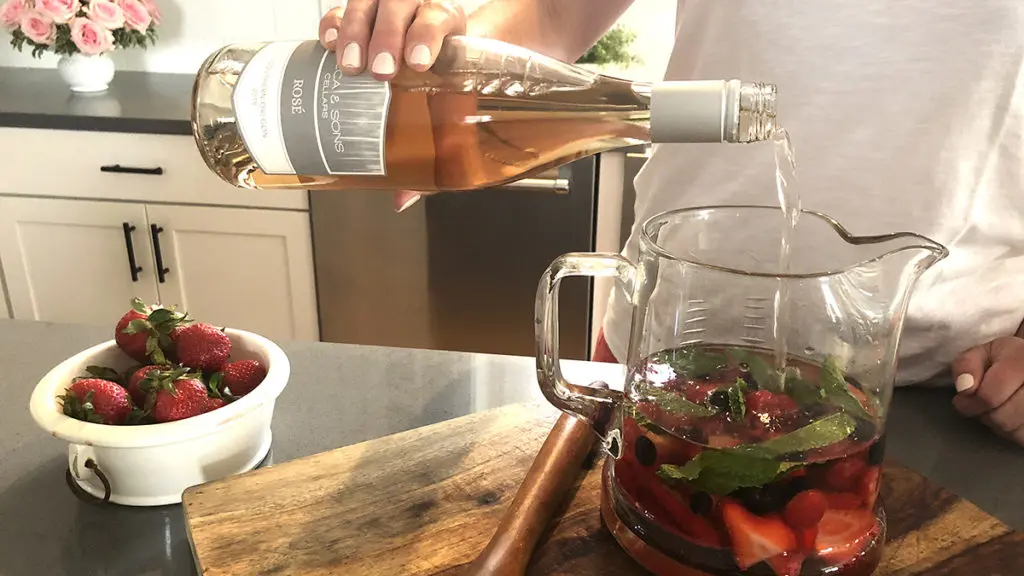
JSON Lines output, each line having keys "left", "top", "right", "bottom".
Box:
{"left": 120, "top": 299, "right": 192, "bottom": 365}
{"left": 59, "top": 390, "right": 105, "bottom": 424}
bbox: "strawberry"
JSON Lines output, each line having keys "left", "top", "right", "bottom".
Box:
{"left": 172, "top": 323, "right": 231, "bottom": 373}
{"left": 59, "top": 378, "right": 132, "bottom": 425}
{"left": 215, "top": 359, "right": 267, "bottom": 397}
{"left": 746, "top": 390, "right": 799, "bottom": 415}
{"left": 205, "top": 397, "right": 226, "bottom": 412}
{"left": 783, "top": 489, "right": 827, "bottom": 529}
{"left": 128, "top": 364, "right": 164, "bottom": 407}
{"left": 824, "top": 457, "right": 867, "bottom": 492}
{"left": 683, "top": 382, "right": 719, "bottom": 404}
{"left": 721, "top": 499, "right": 797, "bottom": 570}
{"left": 148, "top": 369, "right": 210, "bottom": 423}
{"left": 814, "top": 508, "right": 878, "bottom": 565}
{"left": 795, "top": 527, "right": 818, "bottom": 552}
{"left": 115, "top": 298, "right": 190, "bottom": 364}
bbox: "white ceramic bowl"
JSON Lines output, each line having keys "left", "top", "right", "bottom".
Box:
{"left": 29, "top": 328, "right": 289, "bottom": 506}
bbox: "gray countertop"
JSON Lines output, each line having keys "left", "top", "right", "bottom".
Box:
{"left": 0, "top": 319, "right": 1021, "bottom": 576}
{"left": 0, "top": 67, "right": 193, "bottom": 135}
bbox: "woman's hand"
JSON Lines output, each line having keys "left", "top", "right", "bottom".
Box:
{"left": 319, "top": 0, "right": 467, "bottom": 81}
{"left": 318, "top": 1, "right": 467, "bottom": 212}
{"left": 952, "top": 336, "right": 1024, "bottom": 446}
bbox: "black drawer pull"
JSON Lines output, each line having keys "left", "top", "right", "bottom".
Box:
{"left": 100, "top": 164, "right": 164, "bottom": 175}
{"left": 121, "top": 222, "right": 143, "bottom": 282}
{"left": 150, "top": 224, "right": 170, "bottom": 283}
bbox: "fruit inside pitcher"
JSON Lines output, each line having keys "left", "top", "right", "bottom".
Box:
{"left": 609, "top": 345, "right": 885, "bottom": 576}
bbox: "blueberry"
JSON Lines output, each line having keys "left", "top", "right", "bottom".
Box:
{"left": 690, "top": 492, "right": 714, "bottom": 516}
{"left": 708, "top": 390, "right": 731, "bottom": 411}
{"left": 867, "top": 435, "right": 886, "bottom": 465}
{"left": 735, "top": 485, "right": 785, "bottom": 515}
{"left": 634, "top": 436, "right": 658, "bottom": 467}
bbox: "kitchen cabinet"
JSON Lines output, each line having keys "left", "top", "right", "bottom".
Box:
{"left": 0, "top": 197, "right": 318, "bottom": 342}
{"left": 144, "top": 205, "right": 319, "bottom": 342}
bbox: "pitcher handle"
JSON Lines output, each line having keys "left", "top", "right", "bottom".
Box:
{"left": 535, "top": 253, "right": 635, "bottom": 428}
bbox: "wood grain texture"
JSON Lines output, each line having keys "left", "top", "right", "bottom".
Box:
{"left": 183, "top": 402, "right": 1023, "bottom": 576}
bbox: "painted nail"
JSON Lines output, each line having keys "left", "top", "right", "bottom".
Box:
{"left": 408, "top": 44, "right": 431, "bottom": 66}
{"left": 322, "top": 28, "right": 338, "bottom": 46}
{"left": 341, "top": 42, "right": 361, "bottom": 68}
{"left": 396, "top": 194, "right": 422, "bottom": 213}
{"left": 371, "top": 52, "right": 396, "bottom": 75}
{"left": 955, "top": 373, "right": 974, "bottom": 393}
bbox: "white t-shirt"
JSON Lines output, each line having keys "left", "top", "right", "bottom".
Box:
{"left": 602, "top": 0, "right": 1024, "bottom": 385}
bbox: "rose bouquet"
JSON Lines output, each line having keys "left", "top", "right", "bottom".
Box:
{"left": 1, "top": 0, "right": 159, "bottom": 58}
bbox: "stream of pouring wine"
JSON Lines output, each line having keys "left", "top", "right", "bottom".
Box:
{"left": 772, "top": 129, "right": 799, "bottom": 387}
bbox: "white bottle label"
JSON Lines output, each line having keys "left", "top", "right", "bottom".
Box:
{"left": 233, "top": 40, "right": 391, "bottom": 176}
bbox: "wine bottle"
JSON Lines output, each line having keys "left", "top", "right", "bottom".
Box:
{"left": 191, "top": 36, "right": 776, "bottom": 192}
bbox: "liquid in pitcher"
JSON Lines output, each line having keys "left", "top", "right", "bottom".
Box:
{"left": 609, "top": 345, "right": 885, "bottom": 576}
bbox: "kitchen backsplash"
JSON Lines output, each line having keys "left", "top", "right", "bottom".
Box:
{"left": 0, "top": 0, "right": 675, "bottom": 78}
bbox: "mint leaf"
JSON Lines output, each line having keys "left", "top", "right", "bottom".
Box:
{"left": 659, "top": 451, "right": 794, "bottom": 495}
{"left": 747, "top": 412, "right": 856, "bottom": 456}
{"left": 657, "top": 348, "right": 726, "bottom": 379}
{"left": 728, "top": 349, "right": 781, "bottom": 392}
{"left": 727, "top": 380, "right": 746, "bottom": 420}
{"left": 647, "top": 388, "right": 716, "bottom": 418}
{"left": 819, "top": 355, "right": 873, "bottom": 421}
{"left": 787, "top": 377, "right": 826, "bottom": 407}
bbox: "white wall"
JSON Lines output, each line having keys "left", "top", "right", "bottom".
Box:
{"left": 0, "top": 0, "right": 675, "bottom": 76}
{"left": 0, "top": 0, "right": 322, "bottom": 72}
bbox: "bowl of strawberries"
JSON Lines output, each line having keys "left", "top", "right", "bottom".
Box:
{"left": 29, "top": 298, "right": 289, "bottom": 506}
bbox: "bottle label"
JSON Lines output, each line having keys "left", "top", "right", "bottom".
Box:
{"left": 233, "top": 40, "right": 391, "bottom": 176}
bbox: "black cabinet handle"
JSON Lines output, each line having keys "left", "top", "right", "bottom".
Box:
{"left": 122, "top": 223, "right": 143, "bottom": 282}
{"left": 150, "top": 224, "right": 170, "bottom": 283}
{"left": 100, "top": 164, "right": 164, "bottom": 175}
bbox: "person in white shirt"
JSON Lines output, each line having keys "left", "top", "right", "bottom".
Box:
{"left": 318, "top": 0, "right": 1024, "bottom": 446}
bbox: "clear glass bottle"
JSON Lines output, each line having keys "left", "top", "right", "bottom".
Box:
{"left": 191, "top": 36, "right": 777, "bottom": 192}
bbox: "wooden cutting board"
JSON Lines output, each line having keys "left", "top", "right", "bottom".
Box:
{"left": 183, "top": 402, "right": 1024, "bottom": 576}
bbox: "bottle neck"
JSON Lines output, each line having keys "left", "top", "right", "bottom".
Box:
{"left": 634, "top": 80, "right": 776, "bottom": 143}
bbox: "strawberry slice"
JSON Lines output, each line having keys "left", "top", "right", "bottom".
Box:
{"left": 745, "top": 390, "right": 799, "bottom": 415}
{"left": 859, "top": 466, "right": 881, "bottom": 510}
{"left": 795, "top": 527, "right": 818, "bottom": 552}
{"left": 767, "top": 552, "right": 805, "bottom": 576}
{"left": 648, "top": 477, "right": 726, "bottom": 548}
{"left": 815, "top": 508, "right": 879, "bottom": 565}
{"left": 721, "top": 500, "right": 797, "bottom": 570}
{"left": 684, "top": 382, "right": 719, "bottom": 404}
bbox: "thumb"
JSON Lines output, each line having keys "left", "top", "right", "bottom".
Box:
{"left": 951, "top": 343, "right": 991, "bottom": 395}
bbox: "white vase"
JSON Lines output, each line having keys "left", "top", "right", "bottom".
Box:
{"left": 57, "top": 53, "right": 116, "bottom": 93}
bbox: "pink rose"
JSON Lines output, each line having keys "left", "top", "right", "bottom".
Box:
{"left": 85, "top": 0, "right": 123, "bottom": 29}
{"left": 70, "top": 15, "right": 113, "bottom": 54}
{"left": 118, "top": 0, "right": 149, "bottom": 31}
{"left": 20, "top": 9, "right": 56, "bottom": 44}
{"left": 0, "top": 0, "right": 26, "bottom": 30}
{"left": 140, "top": 0, "right": 158, "bottom": 25}
{"left": 35, "top": 0, "right": 78, "bottom": 24}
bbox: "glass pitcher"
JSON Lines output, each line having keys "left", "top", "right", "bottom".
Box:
{"left": 535, "top": 206, "right": 947, "bottom": 576}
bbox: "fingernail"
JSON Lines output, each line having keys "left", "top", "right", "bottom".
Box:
{"left": 341, "top": 42, "right": 361, "bottom": 68}
{"left": 408, "top": 44, "right": 431, "bottom": 66}
{"left": 955, "top": 373, "right": 974, "bottom": 393}
{"left": 396, "top": 194, "right": 422, "bottom": 213}
{"left": 371, "top": 52, "right": 395, "bottom": 75}
{"left": 322, "top": 28, "right": 338, "bottom": 46}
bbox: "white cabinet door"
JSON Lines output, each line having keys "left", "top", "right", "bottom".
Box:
{"left": 0, "top": 198, "right": 160, "bottom": 324}
{"left": 0, "top": 272, "right": 10, "bottom": 319}
{"left": 145, "top": 205, "right": 319, "bottom": 342}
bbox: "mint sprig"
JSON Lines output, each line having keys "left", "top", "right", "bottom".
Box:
{"left": 726, "top": 379, "right": 746, "bottom": 420}
{"left": 657, "top": 413, "right": 856, "bottom": 495}
{"left": 819, "top": 356, "right": 874, "bottom": 421}
{"left": 727, "top": 349, "right": 782, "bottom": 392}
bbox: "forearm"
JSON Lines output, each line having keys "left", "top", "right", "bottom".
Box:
{"left": 464, "top": 0, "right": 635, "bottom": 63}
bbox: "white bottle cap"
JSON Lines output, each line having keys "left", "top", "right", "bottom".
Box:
{"left": 650, "top": 80, "right": 737, "bottom": 143}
